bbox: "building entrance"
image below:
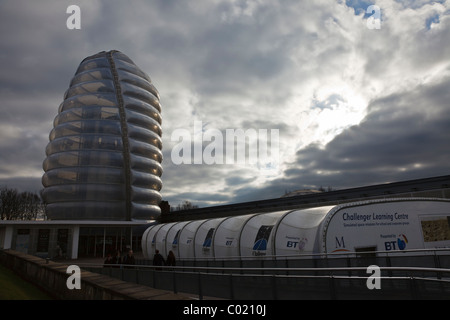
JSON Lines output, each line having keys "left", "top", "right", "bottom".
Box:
{"left": 78, "top": 227, "right": 130, "bottom": 258}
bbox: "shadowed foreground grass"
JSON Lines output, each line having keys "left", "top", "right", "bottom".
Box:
{"left": 0, "top": 264, "right": 53, "bottom": 300}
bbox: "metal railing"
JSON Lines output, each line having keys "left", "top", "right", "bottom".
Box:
{"left": 138, "top": 248, "right": 450, "bottom": 271}
{"left": 81, "top": 250, "right": 450, "bottom": 300}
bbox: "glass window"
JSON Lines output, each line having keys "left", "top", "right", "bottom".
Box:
{"left": 49, "top": 120, "right": 122, "bottom": 140}
{"left": 55, "top": 106, "right": 120, "bottom": 126}
{"left": 42, "top": 166, "right": 125, "bottom": 186}
{"left": 120, "top": 75, "right": 154, "bottom": 94}
{"left": 128, "top": 123, "right": 162, "bottom": 146}
{"left": 60, "top": 93, "right": 117, "bottom": 112}
{"left": 131, "top": 186, "right": 161, "bottom": 204}
{"left": 421, "top": 217, "right": 450, "bottom": 242}
{"left": 126, "top": 108, "right": 162, "bottom": 138}
{"left": 70, "top": 69, "right": 113, "bottom": 87}
{"left": 65, "top": 80, "right": 115, "bottom": 99}
{"left": 43, "top": 150, "right": 124, "bottom": 171}
{"left": 129, "top": 154, "right": 162, "bottom": 175}
{"left": 76, "top": 57, "right": 110, "bottom": 73}
{"left": 37, "top": 229, "right": 50, "bottom": 253}
{"left": 130, "top": 171, "right": 162, "bottom": 189}
{"left": 129, "top": 138, "right": 162, "bottom": 160}
{"left": 47, "top": 135, "right": 123, "bottom": 153}
{"left": 123, "top": 94, "right": 161, "bottom": 119}
{"left": 120, "top": 81, "right": 159, "bottom": 109}
{"left": 115, "top": 59, "right": 149, "bottom": 81}
{"left": 43, "top": 184, "right": 126, "bottom": 203}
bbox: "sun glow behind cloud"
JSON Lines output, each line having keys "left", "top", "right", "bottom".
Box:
{"left": 300, "top": 85, "right": 368, "bottom": 149}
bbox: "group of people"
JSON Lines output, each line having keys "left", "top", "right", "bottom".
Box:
{"left": 153, "top": 249, "right": 176, "bottom": 267}
{"left": 103, "top": 249, "right": 177, "bottom": 269}
{"left": 103, "top": 249, "right": 135, "bottom": 267}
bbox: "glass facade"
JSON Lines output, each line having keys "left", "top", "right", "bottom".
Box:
{"left": 78, "top": 227, "right": 136, "bottom": 258}
{"left": 42, "top": 51, "right": 163, "bottom": 221}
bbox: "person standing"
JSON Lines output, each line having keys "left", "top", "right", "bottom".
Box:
{"left": 166, "top": 250, "right": 176, "bottom": 266}
{"left": 123, "top": 249, "right": 135, "bottom": 267}
{"left": 103, "top": 253, "right": 113, "bottom": 267}
{"left": 112, "top": 250, "right": 122, "bottom": 267}
{"left": 153, "top": 249, "right": 165, "bottom": 270}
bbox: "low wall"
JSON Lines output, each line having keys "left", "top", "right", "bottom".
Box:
{"left": 0, "top": 249, "right": 192, "bottom": 300}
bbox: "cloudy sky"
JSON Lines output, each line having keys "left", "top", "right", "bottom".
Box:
{"left": 1, "top": 0, "right": 449, "bottom": 208}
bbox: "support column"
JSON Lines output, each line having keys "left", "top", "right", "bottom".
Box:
{"left": 2, "top": 226, "right": 13, "bottom": 249}
{"left": 71, "top": 225, "right": 80, "bottom": 259}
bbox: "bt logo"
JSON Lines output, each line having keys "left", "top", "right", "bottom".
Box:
{"left": 385, "top": 234, "right": 408, "bottom": 251}
{"left": 286, "top": 238, "right": 307, "bottom": 250}
{"left": 287, "top": 241, "right": 298, "bottom": 248}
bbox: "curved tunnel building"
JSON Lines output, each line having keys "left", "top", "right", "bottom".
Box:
{"left": 142, "top": 198, "right": 450, "bottom": 261}
{"left": 42, "top": 50, "right": 163, "bottom": 221}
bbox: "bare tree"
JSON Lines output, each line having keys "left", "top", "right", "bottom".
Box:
{"left": 18, "top": 192, "right": 41, "bottom": 220}
{"left": 173, "top": 200, "right": 198, "bottom": 211}
{"left": 0, "top": 187, "right": 20, "bottom": 220}
{"left": 0, "top": 186, "right": 44, "bottom": 220}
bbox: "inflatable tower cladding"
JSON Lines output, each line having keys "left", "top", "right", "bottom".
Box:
{"left": 42, "top": 51, "right": 163, "bottom": 221}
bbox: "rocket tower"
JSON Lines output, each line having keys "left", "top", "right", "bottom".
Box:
{"left": 42, "top": 51, "right": 163, "bottom": 221}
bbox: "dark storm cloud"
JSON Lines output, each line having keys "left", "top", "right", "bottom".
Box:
{"left": 1, "top": 0, "right": 450, "bottom": 209}
{"left": 0, "top": 2, "right": 84, "bottom": 94}
{"left": 232, "top": 74, "right": 450, "bottom": 202}
{"left": 0, "top": 177, "right": 43, "bottom": 194}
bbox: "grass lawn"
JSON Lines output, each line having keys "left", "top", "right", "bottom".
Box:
{"left": 0, "top": 264, "right": 53, "bottom": 300}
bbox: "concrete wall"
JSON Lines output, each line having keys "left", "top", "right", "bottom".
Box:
{"left": 0, "top": 249, "right": 191, "bottom": 300}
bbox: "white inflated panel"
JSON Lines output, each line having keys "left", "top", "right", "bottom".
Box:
{"left": 165, "top": 221, "right": 190, "bottom": 259}
{"left": 141, "top": 226, "right": 153, "bottom": 259}
{"left": 274, "top": 206, "right": 332, "bottom": 257}
{"left": 154, "top": 222, "right": 177, "bottom": 258}
{"left": 178, "top": 220, "right": 206, "bottom": 259}
{"left": 145, "top": 224, "right": 164, "bottom": 259}
{"left": 214, "top": 214, "right": 254, "bottom": 259}
{"left": 239, "top": 211, "right": 288, "bottom": 259}
{"left": 194, "top": 218, "right": 226, "bottom": 259}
